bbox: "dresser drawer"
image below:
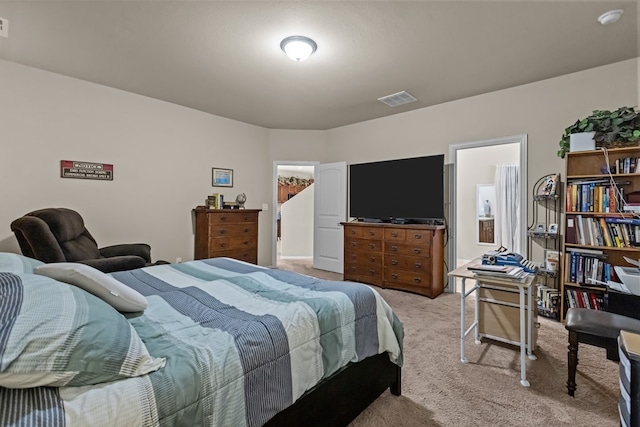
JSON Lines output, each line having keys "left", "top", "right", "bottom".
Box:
{"left": 384, "top": 269, "right": 431, "bottom": 287}
{"left": 346, "top": 238, "right": 383, "bottom": 252}
{"left": 384, "top": 254, "right": 428, "bottom": 272}
{"left": 209, "top": 223, "right": 258, "bottom": 237}
{"left": 208, "top": 211, "right": 259, "bottom": 225}
{"left": 214, "top": 249, "right": 257, "bottom": 264}
{"left": 384, "top": 228, "right": 432, "bottom": 246}
{"left": 344, "top": 251, "right": 383, "bottom": 266}
{"left": 209, "top": 236, "right": 257, "bottom": 252}
{"left": 344, "top": 225, "right": 383, "bottom": 239}
{"left": 384, "top": 242, "right": 430, "bottom": 257}
{"left": 344, "top": 263, "right": 383, "bottom": 286}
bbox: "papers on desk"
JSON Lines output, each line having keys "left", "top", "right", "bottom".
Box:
{"left": 466, "top": 263, "right": 530, "bottom": 283}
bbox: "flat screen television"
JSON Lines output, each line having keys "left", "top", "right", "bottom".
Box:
{"left": 349, "top": 154, "right": 445, "bottom": 223}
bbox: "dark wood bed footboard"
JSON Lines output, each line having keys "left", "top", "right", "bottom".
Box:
{"left": 264, "top": 352, "right": 401, "bottom": 427}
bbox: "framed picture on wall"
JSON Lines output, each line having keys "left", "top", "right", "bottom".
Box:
{"left": 212, "top": 168, "right": 233, "bottom": 187}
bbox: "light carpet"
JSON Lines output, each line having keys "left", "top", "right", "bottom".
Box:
{"left": 276, "top": 258, "right": 619, "bottom": 427}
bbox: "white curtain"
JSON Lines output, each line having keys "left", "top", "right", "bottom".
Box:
{"left": 494, "top": 164, "right": 521, "bottom": 254}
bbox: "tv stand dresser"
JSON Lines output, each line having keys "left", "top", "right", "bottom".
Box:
{"left": 342, "top": 222, "right": 445, "bottom": 298}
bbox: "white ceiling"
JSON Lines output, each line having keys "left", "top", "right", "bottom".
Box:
{"left": 0, "top": 1, "right": 637, "bottom": 130}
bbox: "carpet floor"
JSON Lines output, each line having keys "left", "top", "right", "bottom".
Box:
{"left": 276, "top": 258, "right": 620, "bottom": 427}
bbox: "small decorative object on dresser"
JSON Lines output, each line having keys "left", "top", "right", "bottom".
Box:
{"left": 193, "top": 206, "right": 261, "bottom": 263}
{"left": 235, "top": 193, "right": 247, "bottom": 209}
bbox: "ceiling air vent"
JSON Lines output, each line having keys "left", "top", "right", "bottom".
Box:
{"left": 378, "top": 91, "right": 417, "bottom": 107}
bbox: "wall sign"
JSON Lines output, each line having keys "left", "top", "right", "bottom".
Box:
{"left": 60, "top": 160, "right": 113, "bottom": 180}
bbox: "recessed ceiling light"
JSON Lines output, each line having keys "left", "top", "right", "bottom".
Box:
{"left": 598, "top": 9, "right": 623, "bottom": 25}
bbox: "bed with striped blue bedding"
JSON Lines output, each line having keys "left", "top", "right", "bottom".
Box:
{"left": 3, "top": 257, "right": 403, "bottom": 426}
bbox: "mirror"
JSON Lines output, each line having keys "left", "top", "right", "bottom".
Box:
{"left": 477, "top": 184, "right": 496, "bottom": 245}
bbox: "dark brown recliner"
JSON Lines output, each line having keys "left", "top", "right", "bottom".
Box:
{"left": 10, "top": 208, "right": 156, "bottom": 273}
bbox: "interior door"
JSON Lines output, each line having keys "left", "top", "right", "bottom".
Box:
{"left": 313, "top": 162, "right": 347, "bottom": 273}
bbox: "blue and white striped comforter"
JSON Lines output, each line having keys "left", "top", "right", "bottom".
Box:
{"left": 3, "top": 258, "right": 403, "bottom": 426}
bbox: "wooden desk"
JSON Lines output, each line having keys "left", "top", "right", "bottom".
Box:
{"left": 448, "top": 260, "right": 537, "bottom": 387}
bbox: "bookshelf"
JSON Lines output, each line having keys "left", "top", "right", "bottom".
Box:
{"left": 561, "top": 146, "right": 640, "bottom": 321}
{"left": 527, "top": 173, "right": 561, "bottom": 320}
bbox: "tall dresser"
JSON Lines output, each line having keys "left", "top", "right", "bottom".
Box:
{"left": 193, "top": 207, "right": 261, "bottom": 264}
{"left": 342, "top": 222, "right": 445, "bottom": 298}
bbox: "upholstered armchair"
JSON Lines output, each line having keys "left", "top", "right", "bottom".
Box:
{"left": 10, "top": 208, "right": 158, "bottom": 273}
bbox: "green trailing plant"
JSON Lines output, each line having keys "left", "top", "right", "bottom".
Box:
{"left": 557, "top": 106, "right": 640, "bottom": 158}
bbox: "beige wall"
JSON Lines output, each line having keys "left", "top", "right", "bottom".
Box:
{"left": 0, "top": 59, "right": 272, "bottom": 265}
{"left": 1, "top": 58, "right": 638, "bottom": 268}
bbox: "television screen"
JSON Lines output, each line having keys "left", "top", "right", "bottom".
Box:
{"left": 349, "top": 154, "right": 445, "bottom": 222}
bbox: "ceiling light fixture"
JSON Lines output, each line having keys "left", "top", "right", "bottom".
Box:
{"left": 598, "top": 9, "right": 623, "bottom": 25}
{"left": 280, "top": 35, "right": 317, "bottom": 62}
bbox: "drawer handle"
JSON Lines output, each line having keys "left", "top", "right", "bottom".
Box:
{"left": 414, "top": 234, "right": 422, "bottom": 239}
{"left": 391, "top": 246, "right": 398, "bottom": 252}
{"left": 220, "top": 229, "right": 227, "bottom": 235}
{"left": 414, "top": 278, "right": 422, "bottom": 284}
{"left": 369, "top": 231, "right": 375, "bottom": 236}
{"left": 220, "top": 243, "right": 227, "bottom": 248}
{"left": 369, "top": 256, "right": 375, "bottom": 262}
{"left": 244, "top": 228, "right": 249, "bottom": 233}
{"left": 369, "top": 269, "right": 377, "bottom": 274}
{"left": 391, "top": 273, "right": 398, "bottom": 279}
{"left": 220, "top": 216, "right": 227, "bottom": 221}
{"left": 369, "top": 243, "right": 375, "bottom": 249}
{"left": 351, "top": 242, "right": 357, "bottom": 247}
{"left": 413, "top": 248, "right": 421, "bottom": 254}
{"left": 350, "top": 254, "right": 356, "bottom": 259}
{"left": 391, "top": 259, "right": 398, "bottom": 265}
{"left": 350, "top": 266, "right": 357, "bottom": 271}
{"left": 243, "top": 240, "right": 249, "bottom": 245}
{"left": 414, "top": 262, "right": 422, "bottom": 268}
{"left": 244, "top": 215, "right": 249, "bottom": 220}
{"left": 350, "top": 230, "right": 356, "bottom": 235}
{"left": 391, "top": 232, "right": 398, "bottom": 237}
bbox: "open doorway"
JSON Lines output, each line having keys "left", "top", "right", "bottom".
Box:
{"left": 447, "top": 135, "right": 528, "bottom": 292}
{"left": 272, "top": 162, "right": 316, "bottom": 270}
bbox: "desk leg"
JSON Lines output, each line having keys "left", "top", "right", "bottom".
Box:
{"left": 527, "top": 284, "right": 537, "bottom": 361}
{"left": 461, "top": 278, "right": 467, "bottom": 363}
{"left": 474, "top": 281, "right": 480, "bottom": 345}
{"left": 518, "top": 285, "right": 530, "bottom": 387}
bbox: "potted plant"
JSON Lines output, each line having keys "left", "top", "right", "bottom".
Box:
{"left": 557, "top": 106, "right": 640, "bottom": 158}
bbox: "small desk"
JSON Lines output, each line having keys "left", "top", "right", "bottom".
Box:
{"left": 448, "top": 261, "right": 537, "bottom": 387}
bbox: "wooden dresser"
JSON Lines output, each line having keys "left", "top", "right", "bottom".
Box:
{"left": 193, "top": 207, "right": 261, "bottom": 264}
{"left": 342, "top": 222, "right": 445, "bottom": 298}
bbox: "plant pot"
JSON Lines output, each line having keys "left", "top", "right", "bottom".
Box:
{"left": 569, "top": 132, "right": 595, "bottom": 152}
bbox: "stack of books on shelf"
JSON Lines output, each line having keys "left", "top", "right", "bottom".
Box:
{"left": 466, "top": 263, "right": 531, "bottom": 283}
{"left": 565, "top": 287, "right": 607, "bottom": 310}
{"left": 565, "top": 179, "right": 628, "bottom": 213}
{"left": 566, "top": 214, "right": 640, "bottom": 248}
{"left": 564, "top": 247, "right": 618, "bottom": 286}
{"left": 537, "top": 285, "right": 560, "bottom": 319}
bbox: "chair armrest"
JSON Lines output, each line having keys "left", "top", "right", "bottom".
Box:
{"left": 10, "top": 216, "right": 66, "bottom": 262}
{"left": 78, "top": 256, "right": 147, "bottom": 273}
{"left": 100, "top": 243, "right": 151, "bottom": 263}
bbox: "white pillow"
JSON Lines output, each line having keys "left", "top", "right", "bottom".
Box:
{"left": 34, "top": 263, "right": 148, "bottom": 312}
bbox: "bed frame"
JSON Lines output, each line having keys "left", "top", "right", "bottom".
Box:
{"left": 264, "top": 352, "right": 401, "bottom": 426}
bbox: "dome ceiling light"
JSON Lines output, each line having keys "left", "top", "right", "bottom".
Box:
{"left": 598, "top": 9, "right": 623, "bottom": 25}
{"left": 280, "top": 35, "right": 317, "bottom": 62}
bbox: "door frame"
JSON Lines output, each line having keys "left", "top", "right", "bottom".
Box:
{"left": 272, "top": 160, "right": 320, "bottom": 267}
{"left": 447, "top": 134, "right": 528, "bottom": 292}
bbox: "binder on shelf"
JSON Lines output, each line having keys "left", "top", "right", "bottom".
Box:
{"left": 566, "top": 215, "right": 578, "bottom": 244}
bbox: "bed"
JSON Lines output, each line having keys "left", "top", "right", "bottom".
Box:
{"left": 0, "top": 254, "right": 403, "bottom": 426}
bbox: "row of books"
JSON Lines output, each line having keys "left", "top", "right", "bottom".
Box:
{"left": 565, "top": 288, "right": 606, "bottom": 311}
{"left": 207, "top": 193, "right": 225, "bottom": 209}
{"left": 537, "top": 285, "right": 560, "bottom": 318}
{"left": 565, "top": 180, "right": 626, "bottom": 213}
{"left": 566, "top": 214, "right": 640, "bottom": 248}
{"left": 563, "top": 248, "right": 618, "bottom": 286}
{"left": 612, "top": 156, "right": 640, "bottom": 175}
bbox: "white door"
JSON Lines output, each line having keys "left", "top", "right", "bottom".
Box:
{"left": 313, "top": 162, "right": 347, "bottom": 273}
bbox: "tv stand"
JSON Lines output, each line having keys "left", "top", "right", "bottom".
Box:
{"left": 342, "top": 222, "right": 445, "bottom": 298}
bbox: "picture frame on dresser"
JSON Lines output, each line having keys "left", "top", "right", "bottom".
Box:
{"left": 212, "top": 167, "right": 233, "bottom": 187}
